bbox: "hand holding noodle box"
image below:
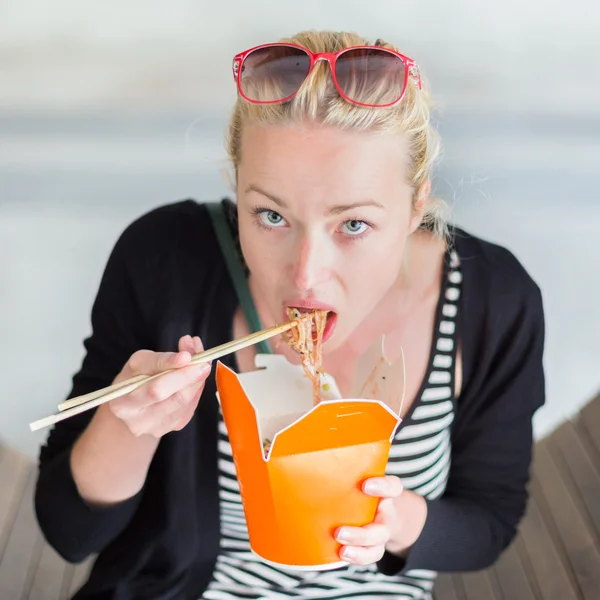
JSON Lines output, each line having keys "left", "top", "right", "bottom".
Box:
{"left": 215, "top": 309, "right": 402, "bottom": 569}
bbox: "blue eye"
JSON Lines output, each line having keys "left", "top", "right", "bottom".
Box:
{"left": 342, "top": 220, "right": 369, "bottom": 236}
{"left": 258, "top": 210, "right": 286, "bottom": 227}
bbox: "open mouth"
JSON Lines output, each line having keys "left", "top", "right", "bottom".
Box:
{"left": 284, "top": 305, "right": 338, "bottom": 343}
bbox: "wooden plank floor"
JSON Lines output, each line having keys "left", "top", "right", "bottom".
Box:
{"left": 435, "top": 392, "right": 600, "bottom": 600}
{"left": 0, "top": 448, "right": 94, "bottom": 600}
{"left": 1, "top": 393, "right": 599, "bottom": 599}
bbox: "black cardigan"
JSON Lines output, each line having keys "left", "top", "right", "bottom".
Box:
{"left": 34, "top": 199, "right": 546, "bottom": 600}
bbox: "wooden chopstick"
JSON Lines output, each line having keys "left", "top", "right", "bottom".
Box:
{"left": 58, "top": 321, "right": 298, "bottom": 412}
{"left": 29, "top": 320, "right": 299, "bottom": 432}
{"left": 57, "top": 374, "right": 148, "bottom": 412}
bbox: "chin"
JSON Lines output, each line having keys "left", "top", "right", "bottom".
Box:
{"left": 321, "top": 323, "right": 351, "bottom": 354}
{"left": 321, "top": 337, "right": 343, "bottom": 355}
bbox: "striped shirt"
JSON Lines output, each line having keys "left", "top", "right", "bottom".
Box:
{"left": 203, "top": 249, "right": 461, "bottom": 600}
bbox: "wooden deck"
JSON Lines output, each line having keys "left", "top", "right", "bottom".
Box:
{"left": 1, "top": 393, "right": 599, "bottom": 600}
{"left": 436, "top": 392, "right": 600, "bottom": 600}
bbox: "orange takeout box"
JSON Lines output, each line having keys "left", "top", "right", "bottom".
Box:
{"left": 215, "top": 354, "right": 401, "bottom": 570}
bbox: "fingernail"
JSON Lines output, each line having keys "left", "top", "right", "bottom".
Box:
{"left": 341, "top": 547, "right": 355, "bottom": 560}
{"left": 195, "top": 363, "right": 211, "bottom": 379}
{"left": 173, "top": 352, "right": 187, "bottom": 363}
{"left": 363, "top": 480, "right": 381, "bottom": 495}
{"left": 336, "top": 527, "right": 351, "bottom": 543}
{"left": 194, "top": 337, "right": 203, "bottom": 353}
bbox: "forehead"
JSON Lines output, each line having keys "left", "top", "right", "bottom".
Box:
{"left": 238, "top": 123, "right": 410, "bottom": 199}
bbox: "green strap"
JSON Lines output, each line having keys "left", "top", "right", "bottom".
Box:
{"left": 206, "top": 202, "right": 272, "bottom": 355}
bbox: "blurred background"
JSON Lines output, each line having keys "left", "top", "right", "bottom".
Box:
{"left": 1, "top": 0, "right": 599, "bottom": 459}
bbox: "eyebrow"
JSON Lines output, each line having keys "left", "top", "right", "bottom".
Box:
{"left": 328, "top": 200, "right": 385, "bottom": 215}
{"left": 246, "top": 185, "right": 287, "bottom": 209}
{"left": 245, "top": 185, "right": 385, "bottom": 214}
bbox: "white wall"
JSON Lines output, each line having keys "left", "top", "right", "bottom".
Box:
{"left": 1, "top": 0, "right": 599, "bottom": 114}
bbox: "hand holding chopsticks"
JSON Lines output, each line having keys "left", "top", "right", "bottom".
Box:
{"left": 29, "top": 319, "right": 299, "bottom": 432}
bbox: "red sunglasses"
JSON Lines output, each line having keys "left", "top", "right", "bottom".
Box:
{"left": 232, "top": 42, "right": 422, "bottom": 108}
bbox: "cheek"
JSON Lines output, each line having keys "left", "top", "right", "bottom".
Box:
{"left": 339, "top": 236, "right": 406, "bottom": 297}
{"left": 349, "top": 229, "right": 407, "bottom": 273}
{"left": 238, "top": 218, "right": 285, "bottom": 282}
{"left": 341, "top": 255, "right": 398, "bottom": 296}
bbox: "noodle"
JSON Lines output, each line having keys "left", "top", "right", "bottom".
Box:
{"left": 262, "top": 438, "right": 272, "bottom": 456}
{"left": 284, "top": 308, "right": 328, "bottom": 406}
{"left": 262, "top": 308, "right": 329, "bottom": 458}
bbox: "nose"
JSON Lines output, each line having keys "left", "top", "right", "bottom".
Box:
{"left": 290, "top": 232, "right": 331, "bottom": 292}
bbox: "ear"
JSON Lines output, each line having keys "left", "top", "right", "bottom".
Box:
{"left": 409, "top": 180, "right": 431, "bottom": 233}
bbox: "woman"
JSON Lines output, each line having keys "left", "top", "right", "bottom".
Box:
{"left": 35, "top": 30, "right": 545, "bottom": 600}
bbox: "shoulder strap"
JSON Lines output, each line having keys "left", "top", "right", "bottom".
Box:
{"left": 206, "top": 201, "right": 272, "bottom": 355}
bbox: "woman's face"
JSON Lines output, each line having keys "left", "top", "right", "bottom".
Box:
{"left": 237, "top": 123, "right": 424, "bottom": 353}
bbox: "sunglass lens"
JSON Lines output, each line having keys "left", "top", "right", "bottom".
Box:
{"left": 335, "top": 48, "right": 407, "bottom": 106}
{"left": 240, "top": 45, "right": 311, "bottom": 102}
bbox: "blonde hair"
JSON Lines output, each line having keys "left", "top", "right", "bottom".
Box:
{"left": 226, "top": 30, "right": 448, "bottom": 238}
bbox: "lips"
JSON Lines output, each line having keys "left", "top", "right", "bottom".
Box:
{"left": 283, "top": 300, "right": 338, "bottom": 343}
